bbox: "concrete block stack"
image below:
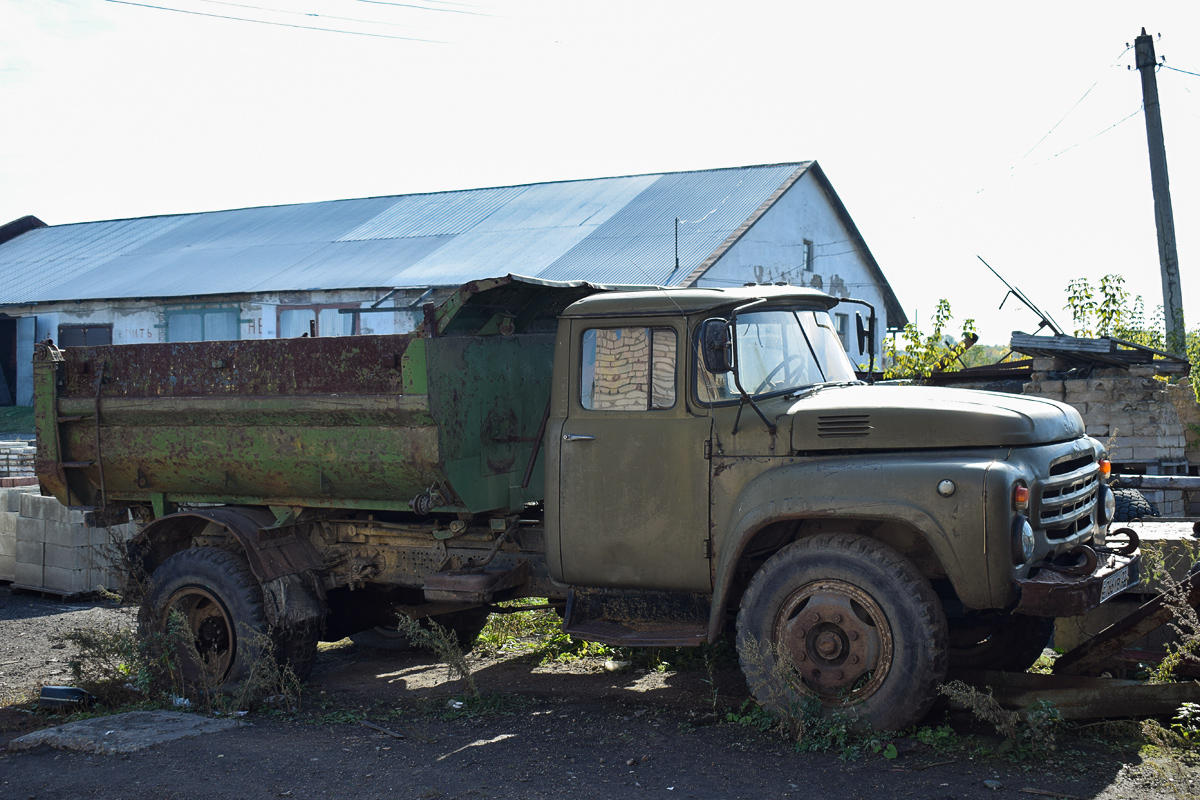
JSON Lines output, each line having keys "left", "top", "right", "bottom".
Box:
{"left": 0, "top": 485, "right": 40, "bottom": 582}
{"left": 1, "top": 489, "right": 138, "bottom": 596}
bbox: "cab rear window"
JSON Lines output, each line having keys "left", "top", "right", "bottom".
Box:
{"left": 581, "top": 327, "right": 677, "bottom": 411}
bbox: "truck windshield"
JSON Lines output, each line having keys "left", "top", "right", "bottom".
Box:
{"left": 696, "top": 308, "right": 859, "bottom": 403}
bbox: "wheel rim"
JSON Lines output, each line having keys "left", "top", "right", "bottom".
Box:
{"left": 166, "top": 585, "right": 237, "bottom": 682}
{"left": 773, "top": 580, "right": 892, "bottom": 701}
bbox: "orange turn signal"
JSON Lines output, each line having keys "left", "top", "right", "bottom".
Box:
{"left": 1013, "top": 485, "right": 1030, "bottom": 510}
{"left": 1099, "top": 459, "right": 1111, "bottom": 477}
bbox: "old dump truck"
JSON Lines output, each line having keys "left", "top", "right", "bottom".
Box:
{"left": 33, "top": 275, "right": 1139, "bottom": 730}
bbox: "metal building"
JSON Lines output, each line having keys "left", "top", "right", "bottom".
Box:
{"left": 0, "top": 161, "right": 905, "bottom": 406}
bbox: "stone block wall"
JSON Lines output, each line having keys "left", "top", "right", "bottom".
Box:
{"left": 1023, "top": 363, "right": 1191, "bottom": 516}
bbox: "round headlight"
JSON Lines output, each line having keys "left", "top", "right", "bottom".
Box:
{"left": 1099, "top": 484, "right": 1116, "bottom": 527}
{"left": 1012, "top": 516, "right": 1035, "bottom": 565}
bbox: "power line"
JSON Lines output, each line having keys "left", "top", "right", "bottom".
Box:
{"left": 1029, "top": 105, "right": 1143, "bottom": 166}
{"left": 1162, "top": 64, "right": 1200, "bottom": 78}
{"left": 194, "top": 0, "right": 429, "bottom": 31}
{"left": 350, "top": 0, "right": 499, "bottom": 17}
{"left": 104, "top": 0, "right": 447, "bottom": 43}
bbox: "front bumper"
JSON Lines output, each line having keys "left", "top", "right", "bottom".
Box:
{"left": 1013, "top": 550, "right": 1140, "bottom": 617}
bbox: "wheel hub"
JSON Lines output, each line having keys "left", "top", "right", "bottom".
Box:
{"left": 775, "top": 581, "right": 892, "bottom": 699}
{"left": 166, "top": 586, "right": 236, "bottom": 682}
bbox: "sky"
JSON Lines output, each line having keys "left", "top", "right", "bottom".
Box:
{"left": 2, "top": 0, "right": 1200, "bottom": 346}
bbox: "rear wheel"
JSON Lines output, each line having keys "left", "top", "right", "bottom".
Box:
{"left": 736, "top": 533, "right": 947, "bottom": 731}
{"left": 141, "top": 547, "right": 319, "bottom": 685}
{"left": 140, "top": 547, "right": 269, "bottom": 687}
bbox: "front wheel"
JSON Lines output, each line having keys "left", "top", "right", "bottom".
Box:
{"left": 736, "top": 533, "right": 947, "bottom": 732}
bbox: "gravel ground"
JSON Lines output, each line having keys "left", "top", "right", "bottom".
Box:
{"left": 0, "top": 585, "right": 1196, "bottom": 800}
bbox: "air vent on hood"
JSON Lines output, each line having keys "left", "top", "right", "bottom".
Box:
{"left": 817, "top": 414, "right": 871, "bottom": 438}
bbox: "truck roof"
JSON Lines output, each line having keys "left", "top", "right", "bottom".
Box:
{"left": 560, "top": 283, "right": 839, "bottom": 319}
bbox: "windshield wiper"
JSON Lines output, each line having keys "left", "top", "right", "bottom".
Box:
{"left": 789, "top": 380, "right": 866, "bottom": 400}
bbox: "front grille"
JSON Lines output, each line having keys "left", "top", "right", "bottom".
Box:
{"left": 1038, "top": 455, "right": 1099, "bottom": 540}
{"left": 816, "top": 414, "right": 871, "bottom": 438}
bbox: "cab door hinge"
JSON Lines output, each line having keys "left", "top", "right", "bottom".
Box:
{"left": 703, "top": 439, "right": 712, "bottom": 459}
{"left": 702, "top": 538, "right": 712, "bottom": 559}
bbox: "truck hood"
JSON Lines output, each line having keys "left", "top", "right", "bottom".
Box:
{"left": 787, "top": 385, "right": 1084, "bottom": 451}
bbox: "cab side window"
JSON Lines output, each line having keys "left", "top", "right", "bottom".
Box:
{"left": 581, "top": 327, "right": 677, "bottom": 411}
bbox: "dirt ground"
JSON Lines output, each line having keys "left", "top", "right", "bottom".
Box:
{"left": 0, "top": 586, "right": 1196, "bottom": 800}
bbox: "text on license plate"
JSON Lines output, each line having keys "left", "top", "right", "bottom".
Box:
{"left": 1100, "top": 565, "right": 1132, "bottom": 603}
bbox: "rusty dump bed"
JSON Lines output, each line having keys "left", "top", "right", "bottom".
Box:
{"left": 34, "top": 276, "right": 605, "bottom": 518}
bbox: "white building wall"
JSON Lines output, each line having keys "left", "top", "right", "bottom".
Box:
{"left": 694, "top": 174, "right": 892, "bottom": 367}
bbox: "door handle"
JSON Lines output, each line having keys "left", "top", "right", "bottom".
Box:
{"left": 562, "top": 433, "right": 596, "bottom": 442}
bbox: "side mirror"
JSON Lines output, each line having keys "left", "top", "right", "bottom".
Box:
{"left": 856, "top": 313, "right": 872, "bottom": 355}
{"left": 700, "top": 318, "right": 733, "bottom": 373}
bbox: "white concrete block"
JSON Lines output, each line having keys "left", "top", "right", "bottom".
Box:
{"left": 15, "top": 515, "right": 44, "bottom": 543}
{"left": 43, "top": 520, "right": 90, "bottom": 548}
{"left": 0, "top": 552, "right": 14, "bottom": 582}
{"left": 14, "top": 559, "right": 42, "bottom": 588}
{"left": 44, "top": 543, "right": 90, "bottom": 571}
{"left": 42, "top": 565, "right": 90, "bottom": 594}
{"left": 15, "top": 538, "right": 42, "bottom": 567}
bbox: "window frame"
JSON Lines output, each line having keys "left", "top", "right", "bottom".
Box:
{"left": 56, "top": 324, "right": 113, "bottom": 348}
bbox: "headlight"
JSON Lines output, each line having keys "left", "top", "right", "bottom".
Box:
{"left": 1012, "top": 515, "right": 1035, "bottom": 565}
{"left": 1098, "top": 484, "right": 1116, "bottom": 527}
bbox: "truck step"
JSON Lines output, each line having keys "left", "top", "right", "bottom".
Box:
{"left": 563, "top": 617, "right": 706, "bottom": 647}
{"left": 563, "top": 587, "right": 710, "bottom": 647}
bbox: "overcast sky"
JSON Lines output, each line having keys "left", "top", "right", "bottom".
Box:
{"left": 3, "top": 0, "right": 1199, "bottom": 345}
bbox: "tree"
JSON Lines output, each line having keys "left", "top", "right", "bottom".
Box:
{"left": 883, "top": 300, "right": 977, "bottom": 380}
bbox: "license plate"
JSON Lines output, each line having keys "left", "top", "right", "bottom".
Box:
{"left": 1100, "top": 564, "right": 1132, "bottom": 602}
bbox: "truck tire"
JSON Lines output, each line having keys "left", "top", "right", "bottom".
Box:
{"left": 1113, "top": 488, "right": 1160, "bottom": 522}
{"left": 140, "top": 547, "right": 271, "bottom": 687}
{"left": 736, "top": 533, "right": 947, "bottom": 732}
{"left": 351, "top": 607, "right": 492, "bottom": 654}
{"left": 947, "top": 612, "right": 1054, "bottom": 672}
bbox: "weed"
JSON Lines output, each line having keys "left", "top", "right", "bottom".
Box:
{"left": 914, "top": 723, "right": 959, "bottom": 752}
{"left": 1172, "top": 703, "right": 1200, "bottom": 748}
{"left": 939, "top": 679, "right": 1061, "bottom": 757}
{"left": 60, "top": 612, "right": 190, "bottom": 707}
{"left": 393, "top": 614, "right": 478, "bottom": 696}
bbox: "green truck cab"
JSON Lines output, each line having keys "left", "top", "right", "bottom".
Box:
{"left": 33, "top": 275, "right": 1137, "bottom": 730}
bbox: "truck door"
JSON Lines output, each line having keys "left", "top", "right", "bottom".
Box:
{"left": 557, "top": 321, "right": 712, "bottom": 592}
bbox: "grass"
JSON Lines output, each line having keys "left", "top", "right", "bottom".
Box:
{"left": 0, "top": 406, "right": 34, "bottom": 435}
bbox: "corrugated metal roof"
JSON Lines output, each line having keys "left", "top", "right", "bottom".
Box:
{"left": 0, "top": 163, "right": 815, "bottom": 304}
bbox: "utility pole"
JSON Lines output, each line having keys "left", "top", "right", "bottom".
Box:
{"left": 1135, "top": 28, "right": 1185, "bottom": 354}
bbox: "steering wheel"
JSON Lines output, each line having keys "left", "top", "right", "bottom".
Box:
{"left": 752, "top": 354, "right": 807, "bottom": 394}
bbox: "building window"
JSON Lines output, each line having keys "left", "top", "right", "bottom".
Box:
{"left": 165, "top": 306, "right": 242, "bottom": 342}
{"left": 801, "top": 239, "right": 814, "bottom": 271}
{"left": 57, "top": 324, "right": 113, "bottom": 348}
{"left": 277, "top": 304, "right": 357, "bottom": 338}
{"left": 835, "top": 313, "right": 849, "bottom": 350}
{"left": 580, "top": 327, "right": 677, "bottom": 411}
